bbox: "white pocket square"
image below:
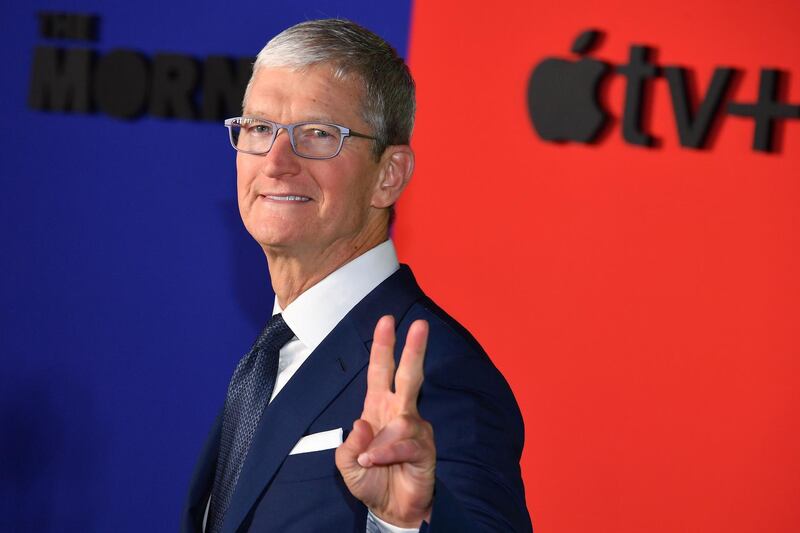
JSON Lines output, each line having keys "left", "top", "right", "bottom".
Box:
{"left": 289, "top": 427, "right": 343, "bottom": 455}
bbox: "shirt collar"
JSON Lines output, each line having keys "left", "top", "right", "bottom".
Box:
{"left": 272, "top": 240, "right": 400, "bottom": 352}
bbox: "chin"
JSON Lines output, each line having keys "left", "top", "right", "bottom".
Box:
{"left": 245, "top": 224, "right": 301, "bottom": 251}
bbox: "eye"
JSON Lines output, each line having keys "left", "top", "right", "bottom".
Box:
{"left": 251, "top": 123, "right": 273, "bottom": 136}
{"left": 297, "top": 124, "right": 339, "bottom": 141}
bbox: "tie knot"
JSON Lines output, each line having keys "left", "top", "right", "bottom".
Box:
{"left": 254, "top": 313, "right": 295, "bottom": 352}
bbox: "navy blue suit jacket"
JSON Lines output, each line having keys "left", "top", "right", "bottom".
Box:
{"left": 182, "top": 266, "right": 532, "bottom": 532}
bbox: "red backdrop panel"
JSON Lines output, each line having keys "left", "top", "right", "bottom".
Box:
{"left": 398, "top": 1, "right": 799, "bottom": 532}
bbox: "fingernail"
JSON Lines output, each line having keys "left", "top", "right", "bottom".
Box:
{"left": 357, "top": 452, "right": 371, "bottom": 467}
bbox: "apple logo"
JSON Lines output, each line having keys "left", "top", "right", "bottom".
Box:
{"left": 528, "top": 29, "right": 608, "bottom": 142}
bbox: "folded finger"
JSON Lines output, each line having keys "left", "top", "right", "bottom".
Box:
{"left": 361, "top": 437, "right": 432, "bottom": 467}
{"left": 336, "top": 419, "right": 374, "bottom": 470}
{"left": 361, "top": 414, "right": 429, "bottom": 455}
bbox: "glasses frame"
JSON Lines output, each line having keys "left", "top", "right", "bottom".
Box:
{"left": 224, "top": 116, "right": 377, "bottom": 160}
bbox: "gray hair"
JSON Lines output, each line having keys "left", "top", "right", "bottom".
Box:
{"left": 243, "top": 18, "right": 416, "bottom": 157}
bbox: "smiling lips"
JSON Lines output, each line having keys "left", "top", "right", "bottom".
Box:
{"left": 263, "top": 194, "right": 311, "bottom": 202}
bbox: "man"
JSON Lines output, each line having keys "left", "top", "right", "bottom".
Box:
{"left": 183, "top": 19, "right": 532, "bottom": 533}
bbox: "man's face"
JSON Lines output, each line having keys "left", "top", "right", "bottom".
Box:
{"left": 237, "top": 65, "right": 383, "bottom": 258}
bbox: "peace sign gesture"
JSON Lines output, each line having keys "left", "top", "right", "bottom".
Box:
{"left": 336, "top": 315, "right": 436, "bottom": 528}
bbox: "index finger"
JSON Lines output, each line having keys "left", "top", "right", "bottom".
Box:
{"left": 394, "top": 319, "right": 429, "bottom": 412}
{"left": 366, "top": 315, "right": 397, "bottom": 395}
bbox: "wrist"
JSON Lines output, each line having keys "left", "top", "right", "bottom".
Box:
{"left": 370, "top": 506, "right": 432, "bottom": 529}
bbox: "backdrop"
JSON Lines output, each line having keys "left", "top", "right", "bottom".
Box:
{"left": 1, "top": 1, "right": 798, "bottom": 532}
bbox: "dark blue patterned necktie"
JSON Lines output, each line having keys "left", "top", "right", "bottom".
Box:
{"left": 206, "top": 313, "right": 295, "bottom": 533}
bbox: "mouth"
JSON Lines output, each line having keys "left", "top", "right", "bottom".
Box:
{"left": 261, "top": 194, "right": 312, "bottom": 202}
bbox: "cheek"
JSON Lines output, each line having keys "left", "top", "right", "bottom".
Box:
{"left": 321, "top": 180, "right": 360, "bottom": 217}
{"left": 318, "top": 162, "right": 377, "bottom": 209}
{"left": 236, "top": 160, "right": 256, "bottom": 197}
{"left": 236, "top": 177, "right": 255, "bottom": 221}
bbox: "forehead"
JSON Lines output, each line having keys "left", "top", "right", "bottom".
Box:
{"left": 243, "top": 64, "right": 366, "bottom": 126}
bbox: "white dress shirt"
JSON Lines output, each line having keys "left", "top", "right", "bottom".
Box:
{"left": 270, "top": 239, "right": 400, "bottom": 403}
{"left": 204, "top": 240, "right": 420, "bottom": 533}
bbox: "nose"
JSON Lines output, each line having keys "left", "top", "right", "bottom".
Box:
{"left": 260, "top": 128, "right": 301, "bottom": 178}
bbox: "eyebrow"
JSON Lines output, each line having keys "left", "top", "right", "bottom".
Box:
{"left": 242, "top": 110, "right": 340, "bottom": 124}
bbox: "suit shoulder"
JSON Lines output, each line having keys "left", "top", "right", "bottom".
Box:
{"left": 398, "top": 295, "right": 517, "bottom": 404}
{"left": 401, "top": 295, "right": 488, "bottom": 361}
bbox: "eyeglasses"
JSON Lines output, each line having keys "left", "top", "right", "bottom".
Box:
{"left": 224, "top": 116, "right": 377, "bottom": 160}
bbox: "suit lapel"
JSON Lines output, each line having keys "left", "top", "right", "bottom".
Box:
{"left": 222, "top": 317, "right": 369, "bottom": 533}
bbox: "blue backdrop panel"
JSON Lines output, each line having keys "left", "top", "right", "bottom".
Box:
{"left": 0, "top": 2, "right": 412, "bottom": 531}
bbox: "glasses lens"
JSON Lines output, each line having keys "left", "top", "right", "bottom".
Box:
{"left": 292, "top": 123, "right": 343, "bottom": 158}
{"left": 229, "top": 118, "right": 275, "bottom": 154}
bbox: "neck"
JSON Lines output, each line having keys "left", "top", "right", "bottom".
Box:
{"left": 265, "top": 224, "right": 388, "bottom": 309}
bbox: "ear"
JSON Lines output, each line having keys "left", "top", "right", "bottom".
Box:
{"left": 371, "top": 145, "right": 415, "bottom": 209}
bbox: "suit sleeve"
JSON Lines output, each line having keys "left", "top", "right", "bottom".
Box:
{"left": 407, "top": 311, "right": 533, "bottom": 533}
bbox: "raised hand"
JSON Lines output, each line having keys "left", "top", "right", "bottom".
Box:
{"left": 335, "top": 315, "right": 436, "bottom": 528}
